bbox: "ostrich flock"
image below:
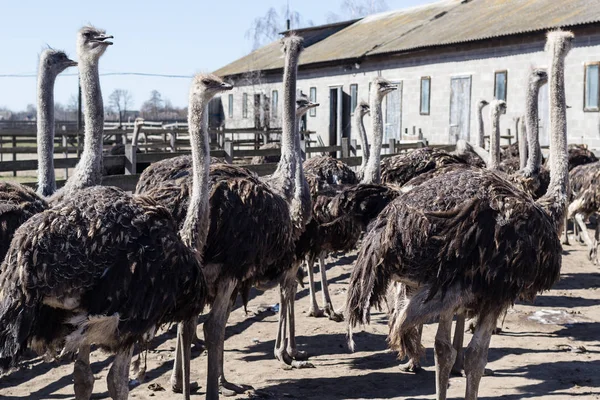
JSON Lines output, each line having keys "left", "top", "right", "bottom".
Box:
{"left": 0, "top": 25, "right": 598, "bottom": 400}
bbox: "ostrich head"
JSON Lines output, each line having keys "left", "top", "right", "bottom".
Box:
{"left": 77, "top": 26, "right": 113, "bottom": 61}
{"left": 40, "top": 49, "right": 77, "bottom": 76}
{"left": 545, "top": 30, "right": 574, "bottom": 55}
{"left": 357, "top": 101, "right": 370, "bottom": 116}
{"left": 371, "top": 77, "right": 396, "bottom": 101}
{"left": 478, "top": 99, "right": 489, "bottom": 109}
{"left": 296, "top": 92, "right": 318, "bottom": 117}
{"left": 281, "top": 34, "right": 304, "bottom": 58}
{"left": 492, "top": 99, "right": 507, "bottom": 115}
{"left": 530, "top": 67, "right": 548, "bottom": 88}
{"left": 190, "top": 73, "right": 233, "bottom": 101}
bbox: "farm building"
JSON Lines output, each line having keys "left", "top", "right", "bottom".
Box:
{"left": 214, "top": 0, "right": 600, "bottom": 150}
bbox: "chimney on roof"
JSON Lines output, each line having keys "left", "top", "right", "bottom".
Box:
{"left": 287, "top": 19, "right": 291, "bottom": 31}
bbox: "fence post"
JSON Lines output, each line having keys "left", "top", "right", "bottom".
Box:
{"left": 224, "top": 140, "right": 234, "bottom": 164}
{"left": 351, "top": 138, "right": 358, "bottom": 156}
{"left": 124, "top": 143, "right": 137, "bottom": 175}
{"left": 341, "top": 137, "right": 350, "bottom": 159}
{"left": 300, "top": 137, "right": 307, "bottom": 161}
{"left": 507, "top": 128, "right": 511, "bottom": 145}
{"left": 12, "top": 135, "right": 16, "bottom": 177}
{"left": 418, "top": 128, "right": 424, "bottom": 141}
{"left": 62, "top": 134, "right": 69, "bottom": 179}
{"left": 389, "top": 138, "right": 397, "bottom": 155}
{"left": 218, "top": 127, "right": 225, "bottom": 149}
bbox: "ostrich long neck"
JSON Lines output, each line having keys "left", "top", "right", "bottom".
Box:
{"left": 363, "top": 93, "right": 383, "bottom": 184}
{"left": 516, "top": 117, "right": 528, "bottom": 169}
{"left": 525, "top": 82, "right": 543, "bottom": 174}
{"left": 63, "top": 61, "right": 104, "bottom": 192}
{"left": 179, "top": 93, "right": 210, "bottom": 253}
{"left": 270, "top": 47, "right": 299, "bottom": 202}
{"left": 477, "top": 104, "right": 486, "bottom": 148}
{"left": 356, "top": 111, "right": 370, "bottom": 180}
{"left": 489, "top": 107, "right": 501, "bottom": 170}
{"left": 292, "top": 116, "right": 311, "bottom": 229}
{"left": 539, "top": 43, "right": 569, "bottom": 222}
{"left": 36, "top": 67, "right": 57, "bottom": 196}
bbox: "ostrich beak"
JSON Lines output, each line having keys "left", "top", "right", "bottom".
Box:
{"left": 220, "top": 82, "right": 233, "bottom": 91}
{"left": 67, "top": 59, "right": 78, "bottom": 67}
{"left": 92, "top": 34, "right": 114, "bottom": 45}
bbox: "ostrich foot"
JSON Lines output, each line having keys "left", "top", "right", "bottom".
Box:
{"left": 219, "top": 377, "right": 252, "bottom": 397}
{"left": 324, "top": 304, "right": 344, "bottom": 322}
{"left": 171, "top": 381, "right": 199, "bottom": 394}
{"left": 275, "top": 349, "right": 314, "bottom": 369}
{"left": 399, "top": 359, "right": 422, "bottom": 373}
{"left": 308, "top": 307, "right": 325, "bottom": 318}
{"left": 288, "top": 348, "right": 309, "bottom": 361}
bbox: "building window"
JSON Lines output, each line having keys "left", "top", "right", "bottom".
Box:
{"left": 309, "top": 87, "right": 317, "bottom": 117}
{"left": 242, "top": 93, "right": 248, "bottom": 118}
{"left": 494, "top": 70, "right": 507, "bottom": 101}
{"left": 271, "top": 90, "right": 279, "bottom": 119}
{"left": 350, "top": 84, "right": 358, "bottom": 114}
{"left": 585, "top": 63, "right": 600, "bottom": 112}
{"left": 228, "top": 94, "right": 233, "bottom": 118}
{"left": 420, "top": 77, "right": 431, "bottom": 115}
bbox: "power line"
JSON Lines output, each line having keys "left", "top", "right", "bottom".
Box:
{"left": 0, "top": 71, "right": 194, "bottom": 78}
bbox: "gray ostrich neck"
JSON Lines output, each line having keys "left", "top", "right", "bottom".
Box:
{"left": 518, "top": 118, "right": 528, "bottom": 170}
{"left": 539, "top": 47, "right": 569, "bottom": 220}
{"left": 477, "top": 104, "right": 486, "bottom": 149}
{"left": 64, "top": 61, "right": 104, "bottom": 192}
{"left": 37, "top": 69, "right": 58, "bottom": 197}
{"left": 524, "top": 82, "right": 543, "bottom": 175}
{"left": 292, "top": 117, "right": 311, "bottom": 228}
{"left": 356, "top": 111, "right": 370, "bottom": 181}
{"left": 270, "top": 48, "right": 299, "bottom": 202}
{"left": 179, "top": 95, "right": 210, "bottom": 253}
{"left": 489, "top": 107, "right": 501, "bottom": 170}
{"left": 363, "top": 94, "right": 383, "bottom": 184}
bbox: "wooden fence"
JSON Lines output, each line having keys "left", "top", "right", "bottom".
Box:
{"left": 1, "top": 120, "right": 430, "bottom": 192}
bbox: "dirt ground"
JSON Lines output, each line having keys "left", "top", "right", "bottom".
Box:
{"left": 1, "top": 231, "right": 599, "bottom": 400}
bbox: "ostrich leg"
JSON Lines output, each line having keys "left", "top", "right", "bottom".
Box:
{"left": 451, "top": 313, "right": 466, "bottom": 375}
{"left": 434, "top": 312, "right": 456, "bottom": 400}
{"left": 285, "top": 267, "right": 313, "bottom": 367}
{"left": 397, "top": 284, "right": 422, "bottom": 373}
{"left": 574, "top": 213, "right": 596, "bottom": 261}
{"left": 562, "top": 213, "right": 570, "bottom": 245}
{"left": 274, "top": 282, "right": 291, "bottom": 365}
{"left": 464, "top": 310, "right": 499, "bottom": 400}
{"left": 74, "top": 345, "right": 94, "bottom": 400}
{"left": 107, "top": 346, "right": 134, "bottom": 400}
{"left": 306, "top": 255, "right": 324, "bottom": 317}
{"left": 319, "top": 252, "right": 343, "bottom": 322}
{"left": 206, "top": 279, "right": 249, "bottom": 398}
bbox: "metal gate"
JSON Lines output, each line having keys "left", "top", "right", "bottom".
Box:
{"left": 449, "top": 76, "right": 472, "bottom": 144}
{"left": 384, "top": 82, "right": 403, "bottom": 143}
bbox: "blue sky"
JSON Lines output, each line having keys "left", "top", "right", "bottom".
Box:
{"left": 0, "top": 0, "right": 432, "bottom": 111}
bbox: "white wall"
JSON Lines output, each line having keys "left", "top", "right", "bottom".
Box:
{"left": 222, "top": 29, "right": 600, "bottom": 150}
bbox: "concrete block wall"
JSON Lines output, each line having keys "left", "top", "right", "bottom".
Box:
{"left": 220, "top": 30, "right": 600, "bottom": 151}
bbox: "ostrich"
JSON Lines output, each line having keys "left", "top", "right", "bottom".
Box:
{"left": 354, "top": 100, "right": 371, "bottom": 181}
{"left": 302, "top": 80, "right": 396, "bottom": 321}
{"left": 346, "top": 30, "right": 572, "bottom": 400}
{"left": 142, "top": 35, "right": 309, "bottom": 400}
{"left": 103, "top": 119, "right": 151, "bottom": 176}
{"left": 0, "top": 72, "right": 232, "bottom": 400}
{"left": 476, "top": 99, "right": 489, "bottom": 149}
{"left": 49, "top": 26, "right": 114, "bottom": 204}
{"left": 0, "top": 49, "right": 76, "bottom": 263}
{"left": 567, "top": 144, "right": 598, "bottom": 170}
{"left": 37, "top": 49, "right": 78, "bottom": 196}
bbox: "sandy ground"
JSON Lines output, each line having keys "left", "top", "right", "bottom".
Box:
{"left": 1, "top": 231, "right": 600, "bottom": 400}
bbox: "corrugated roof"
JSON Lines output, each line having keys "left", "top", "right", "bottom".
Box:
{"left": 215, "top": 0, "right": 600, "bottom": 77}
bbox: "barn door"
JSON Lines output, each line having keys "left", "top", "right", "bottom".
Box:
{"left": 537, "top": 84, "right": 550, "bottom": 147}
{"left": 385, "top": 82, "right": 403, "bottom": 144}
{"left": 449, "top": 76, "right": 472, "bottom": 143}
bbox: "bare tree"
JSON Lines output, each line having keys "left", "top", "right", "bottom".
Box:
{"left": 327, "top": 0, "right": 388, "bottom": 23}
{"left": 246, "top": 6, "right": 314, "bottom": 50}
{"left": 108, "top": 89, "right": 133, "bottom": 124}
{"left": 141, "top": 90, "right": 164, "bottom": 120}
